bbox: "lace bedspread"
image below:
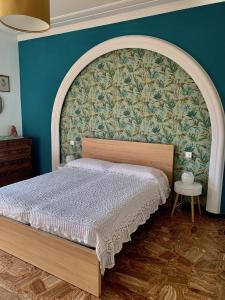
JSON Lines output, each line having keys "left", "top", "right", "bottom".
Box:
{"left": 0, "top": 167, "right": 170, "bottom": 273}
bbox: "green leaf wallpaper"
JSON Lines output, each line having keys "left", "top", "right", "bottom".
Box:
{"left": 60, "top": 48, "right": 211, "bottom": 198}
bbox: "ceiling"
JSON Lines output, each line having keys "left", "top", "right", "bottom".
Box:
{"left": 0, "top": 0, "right": 224, "bottom": 38}
{"left": 50, "top": 0, "right": 172, "bottom": 27}
{"left": 51, "top": 0, "right": 152, "bottom": 17}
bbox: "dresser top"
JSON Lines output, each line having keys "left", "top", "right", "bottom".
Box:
{"left": 0, "top": 138, "right": 32, "bottom": 147}
{"left": 0, "top": 137, "right": 24, "bottom": 141}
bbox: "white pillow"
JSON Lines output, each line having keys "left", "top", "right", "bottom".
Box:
{"left": 108, "top": 163, "right": 168, "bottom": 182}
{"left": 66, "top": 158, "right": 114, "bottom": 172}
{"left": 108, "top": 163, "right": 170, "bottom": 200}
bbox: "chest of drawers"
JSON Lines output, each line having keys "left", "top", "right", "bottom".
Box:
{"left": 0, "top": 138, "right": 32, "bottom": 187}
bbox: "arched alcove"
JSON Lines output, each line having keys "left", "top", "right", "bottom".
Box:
{"left": 51, "top": 35, "right": 225, "bottom": 214}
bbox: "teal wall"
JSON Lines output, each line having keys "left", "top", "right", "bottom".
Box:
{"left": 19, "top": 2, "right": 225, "bottom": 213}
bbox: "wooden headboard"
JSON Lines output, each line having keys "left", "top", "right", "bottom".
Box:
{"left": 82, "top": 138, "right": 174, "bottom": 185}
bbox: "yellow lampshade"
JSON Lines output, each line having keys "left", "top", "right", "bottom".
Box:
{"left": 0, "top": 0, "right": 50, "bottom": 33}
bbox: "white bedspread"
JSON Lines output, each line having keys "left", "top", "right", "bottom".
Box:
{"left": 0, "top": 167, "right": 170, "bottom": 273}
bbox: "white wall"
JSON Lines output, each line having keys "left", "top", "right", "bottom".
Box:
{"left": 0, "top": 31, "right": 22, "bottom": 136}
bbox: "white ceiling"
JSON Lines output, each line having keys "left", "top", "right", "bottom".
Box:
{"left": 50, "top": 0, "right": 171, "bottom": 27}
{"left": 0, "top": 0, "right": 224, "bottom": 39}
{"left": 50, "top": 0, "right": 145, "bottom": 17}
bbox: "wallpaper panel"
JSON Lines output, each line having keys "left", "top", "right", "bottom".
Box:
{"left": 60, "top": 49, "right": 211, "bottom": 196}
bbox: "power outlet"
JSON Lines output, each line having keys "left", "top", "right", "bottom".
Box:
{"left": 185, "top": 151, "right": 192, "bottom": 159}
{"left": 70, "top": 140, "right": 75, "bottom": 146}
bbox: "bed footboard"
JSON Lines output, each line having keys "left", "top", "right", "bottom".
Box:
{"left": 0, "top": 216, "right": 101, "bottom": 297}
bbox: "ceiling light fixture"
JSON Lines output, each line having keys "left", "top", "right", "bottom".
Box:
{"left": 0, "top": 0, "right": 50, "bottom": 33}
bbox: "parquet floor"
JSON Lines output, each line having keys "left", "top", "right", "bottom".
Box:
{"left": 0, "top": 205, "right": 224, "bottom": 299}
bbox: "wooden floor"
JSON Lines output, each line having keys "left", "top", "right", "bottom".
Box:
{"left": 0, "top": 205, "right": 224, "bottom": 300}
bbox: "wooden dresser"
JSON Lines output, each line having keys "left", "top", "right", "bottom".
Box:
{"left": 0, "top": 138, "right": 32, "bottom": 187}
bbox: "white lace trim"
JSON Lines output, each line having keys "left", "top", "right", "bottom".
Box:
{"left": 96, "top": 197, "right": 160, "bottom": 273}
{"left": 29, "top": 194, "right": 161, "bottom": 274}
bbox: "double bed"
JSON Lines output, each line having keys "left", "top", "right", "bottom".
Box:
{"left": 0, "top": 138, "right": 174, "bottom": 297}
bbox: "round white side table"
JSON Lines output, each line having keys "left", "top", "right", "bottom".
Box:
{"left": 171, "top": 181, "right": 202, "bottom": 222}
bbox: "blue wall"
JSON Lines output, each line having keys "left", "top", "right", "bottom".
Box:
{"left": 19, "top": 2, "right": 225, "bottom": 212}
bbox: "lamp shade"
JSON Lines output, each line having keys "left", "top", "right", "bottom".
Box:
{"left": 0, "top": 0, "right": 50, "bottom": 32}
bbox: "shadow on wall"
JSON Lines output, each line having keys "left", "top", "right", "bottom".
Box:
{"left": 31, "top": 137, "right": 41, "bottom": 176}
{"left": 60, "top": 48, "right": 211, "bottom": 201}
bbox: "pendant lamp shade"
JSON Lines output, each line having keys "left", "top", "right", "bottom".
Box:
{"left": 0, "top": 0, "right": 50, "bottom": 32}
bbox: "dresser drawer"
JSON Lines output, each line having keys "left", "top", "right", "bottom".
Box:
{"left": 0, "top": 139, "right": 31, "bottom": 149}
{"left": 0, "top": 169, "right": 32, "bottom": 186}
{"left": 0, "top": 149, "right": 31, "bottom": 162}
{"left": 0, "top": 159, "right": 32, "bottom": 174}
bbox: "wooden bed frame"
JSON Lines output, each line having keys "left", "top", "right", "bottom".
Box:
{"left": 0, "top": 138, "right": 174, "bottom": 297}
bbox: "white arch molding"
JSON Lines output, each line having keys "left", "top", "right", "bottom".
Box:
{"left": 51, "top": 35, "right": 225, "bottom": 214}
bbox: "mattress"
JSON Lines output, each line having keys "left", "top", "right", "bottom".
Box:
{"left": 0, "top": 165, "right": 170, "bottom": 273}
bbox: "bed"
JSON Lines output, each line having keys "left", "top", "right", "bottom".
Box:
{"left": 0, "top": 138, "right": 174, "bottom": 297}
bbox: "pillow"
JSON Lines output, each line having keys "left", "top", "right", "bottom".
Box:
{"left": 108, "top": 163, "right": 170, "bottom": 200}
{"left": 66, "top": 158, "right": 114, "bottom": 172}
{"left": 108, "top": 163, "right": 168, "bottom": 182}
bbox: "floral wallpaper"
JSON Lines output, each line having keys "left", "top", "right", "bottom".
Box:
{"left": 60, "top": 48, "right": 211, "bottom": 197}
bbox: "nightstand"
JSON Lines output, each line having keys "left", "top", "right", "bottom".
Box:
{"left": 171, "top": 181, "right": 202, "bottom": 222}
